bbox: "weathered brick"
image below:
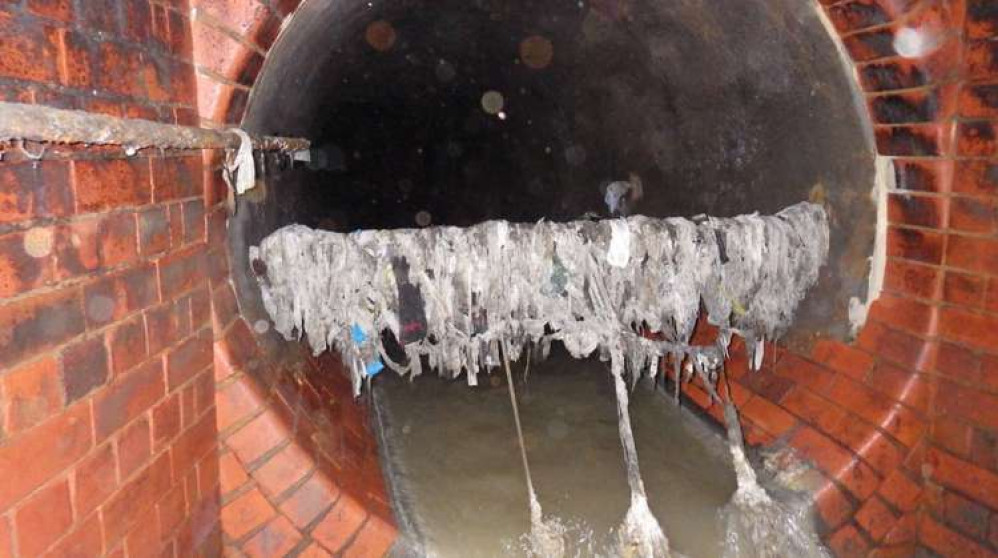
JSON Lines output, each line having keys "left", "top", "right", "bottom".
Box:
{"left": 253, "top": 441, "right": 312, "bottom": 499}
{"left": 74, "top": 442, "right": 117, "bottom": 517}
{"left": 2, "top": 356, "right": 63, "bottom": 435}
{"left": 99, "top": 212, "right": 139, "bottom": 269}
{"left": 226, "top": 410, "right": 288, "bottom": 466}
{"left": 14, "top": 479, "right": 73, "bottom": 558}
{"left": 117, "top": 416, "right": 152, "bottom": 480}
{"left": 0, "top": 402, "right": 91, "bottom": 511}
{"left": 152, "top": 392, "right": 181, "bottom": 450}
{"left": 72, "top": 158, "right": 151, "bottom": 213}
{"left": 0, "top": 288, "right": 84, "bottom": 369}
{"left": 93, "top": 358, "right": 165, "bottom": 441}
{"left": 0, "top": 161, "right": 73, "bottom": 224}
{"left": 60, "top": 335, "right": 109, "bottom": 403}
{"left": 171, "top": 411, "right": 216, "bottom": 479}
{"left": 0, "top": 11, "right": 60, "bottom": 83}
{"left": 219, "top": 487, "right": 275, "bottom": 540}
{"left": 107, "top": 315, "right": 148, "bottom": 376}
{"left": 139, "top": 206, "right": 171, "bottom": 255}
{"left": 166, "top": 330, "right": 212, "bottom": 390}
{"left": 342, "top": 515, "right": 395, "bottom": 557}
{"left": 242, "top": 515, "right": 301, "bottom": 558}
{"left": 102, "top": 453, "right": 172, "bottom": 546}
{"left": 311, "top": 495, "right": 368, "bottom": 554}
{"left": 83, "top": 263, "right": 158, "bottom": 326}
{"left": 53, "top": 218, "right": 100, "bottom": 280}
{"left": 158, "top": 244, "right": 207, "bottom": 299}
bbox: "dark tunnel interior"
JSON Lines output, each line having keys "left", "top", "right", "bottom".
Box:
{"left": 234, "top": 0, "right": 879, "bottom": 346}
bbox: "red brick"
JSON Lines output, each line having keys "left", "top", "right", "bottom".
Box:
{"left": 811, "top": 340, "right": 875, "bottom": 380}
{"left": 928, "top": 447, "right": 998, "bottom": 510}
{"left": 218, "top": 452, "right": 248, "bottom": 495}
{"left": 167, "top": 11, "right": 194, "bottom": 60}
{"left": 828, "top": 523, "right": 870, "bottom": 558}
{"left": 875, "top": 124, "right": 946, "bottom": 157}
{"left": 74, "top": 442, "right": 117, "bottom": 516}
{"left": 166, "top": 330, "right": 212, "bottom": 390}
{"left": 879, "top": 469, "right": 922, "bottom": 512}
{"left": 72, "top": 159, "right": 150, "bottom": 213}
{"left": 197, "top": 447, "right": 220, "bottom": 497}
{"left": 867, "top": 363, "right": 931, "bottom": 414}
{"left": 958, "top": 121, "right": 998, "bottom": 157}
{"left": 60, "top": 335, "right": 109, "bottom": 403}
{"left": 192, "top": 370, "right": 213, "bottom": 417}
{"left": 943, "top": 271, "right": 987, "bottom": 307}
{"left": 968, "top": 39, "right": 998, "bottom": 80}
{"left": 83, "top": 263, "right": 159, "bottom": 326}
{"left": 0, "top": 161, "right": 73, "bottom": 224}
{"left": 953, "top": 197, "right": 998, "bottom": 235}
{"left": 298, "top": 543, "right": 333, "bottom": 558}
{"left": 0, "top": 229, "right": 54, "bottom": 299}
{"left": 919, "top": 515, "right": 993, "bottom": 558}
{"left": 108, "top": 316, "right": 148, "bottom": 376}
{"left": 815, "top": 482, "right": 854, "bottom": 530}
{"left": 252, "top": 442, "right": 313, "bottom": 499}
{"left": 855, "top": 496, "right": 897, "bottom": 542}
{"left": 883, "top": 258, "right": 938, "bottom": 299}
{"left": 0, "top": 11, "right": 60, "bottom": 82}
{"left": 152, "top": 392, "right": 181, "bottom": 450}
{"left": 186, "top": 286, "right": 211, "bottom": 330}
{"left": 934, "top": 415, "right": 974, "bottom": 457}
{"left": 0, "top": 400, "right": 91, "bottom": 511}
{"left": 943, "top": 490, "right": 990, "bottom": 540}
{"left": 868, "top": 293, "right": 934, "bottom": 336}
{"left": 939, "top": 306, "right": 998, "bottom": 349}
{"left": 967, "top": 0, "right": 998, "bottom": 39}
{"left": 0, "top": 516, "right": 11, "bottom": 558}
{"left": 312, "top": 495, "right": 369, "bottom": 554}
{"left": 123, "top": 507, "right": 161, "bottom": 558}
{"left": 158, "top": 244, "right": 208, "bottom": 300}
{"left": 738, "top": 396, "right": 797, "bottom": 437}
{"left": 53, "top": 218, "right": 100, "bottom": 281}
{"left": 220, "top": 487, "right": 275, "bottom": 540}
{"left": 117, "top": 416, "right": 152, "bottom": 480}
{"left": 887, "top": 193, "right": 944, "bottom": 228}
{"left": 781, "top": 386, "right": 848, "bottom": 433}
{"left": 882, "top": 512, "right": 918, "bottom": 546}
{"left": 172, "top": 412, "right": 217, "bottom": 480}
{"left": 242, "top": 515, "right": 301, "bottom": 558}
{"left": 887, "top": 227, "right": 944, "bottom": 265}
{"left": 94, "top": 358, "right": 165, "bottom": 441}
{"left": 144, "top": 301, "right": 188, "bottom": 356}
{"left": 95, "top": 41, "right": 146, "bottom": 99}
{"left": 954, "top": 161, "right": 998, "bottom": 197}
{"left": 790, "top": 427, "right": 879, "bottom": 499}
{"left": 102, "top": 453, "right": 173, "bottom": 546}
{"left": 216, "top": 376, "right": 262, "bottom": 431}
{"left": 157, "top": 486, "right": 187, "bottom": 539}
{"left": 936, "top": 380, "right": 998, "bottom": 431}
{"left": 226, "top": 408, "right": 289, "bottom": 466}
{"left": 773, "top": 352, "right": 837, "bottom": 392}
{"left": 343, "top": 515, "right": 395, "bottom": 557}
{"left": 3, "top": 356, "right": 63, "bottom": 434}
{"left": 150, "top": 156, "right": 203, "bottom": 203}
{"left": 98, "top": 212, "right": 139, "bottom": 269}
{"left": 0, "top": 289, "right": 85, "bottom": 369}
{"left": 138, "top": 206, "right": 171, "bottom": 256}
{"left": 14, "top": 479, "right": 73, "bottom": 558}
{"left": 41, "top": 512, "right": 103, "bottom": 558}
{"left": 857, "top": 321, "right": 928, "bottom": 371}
{"left": 935, "top": 341, "right": 982, "bottom": 384}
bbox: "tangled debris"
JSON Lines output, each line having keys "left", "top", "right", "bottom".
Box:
{"left": 251, "top": 201, "right": 828, "bottom": 557}
{"left": 251, "top": 201, "right": 828, "bottom": 395}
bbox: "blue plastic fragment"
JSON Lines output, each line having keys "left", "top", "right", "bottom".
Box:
{"left": 351, "top": 323, "right": 367, "bottom": 344}
{"left": 365, "top": 360, "right": 385, "bottom": 377}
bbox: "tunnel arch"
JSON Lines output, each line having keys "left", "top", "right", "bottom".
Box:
{"left": 187, "top": 0, "right": 996, "bottom": 556}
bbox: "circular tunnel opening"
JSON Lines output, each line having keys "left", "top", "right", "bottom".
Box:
{"left": 235, "top": 0, "right": 878, "bottom": 347}
{"left": 233, "top": 0, "right": 879, "bottom": 555}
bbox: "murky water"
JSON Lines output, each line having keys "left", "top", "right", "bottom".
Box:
{"left": 376, "top": 349, "right": 738, "bottom": 557}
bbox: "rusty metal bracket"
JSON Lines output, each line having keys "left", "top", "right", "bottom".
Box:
{"left": 0, "top": 101, "right": 309, "bottom": 152}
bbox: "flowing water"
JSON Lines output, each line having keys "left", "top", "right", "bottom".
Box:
{"left": 375, "top": 348, "right": 739, "bottom": 557}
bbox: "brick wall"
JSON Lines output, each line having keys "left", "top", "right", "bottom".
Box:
{"left": 190, "top": 1, "right": 399, "bottom": 555}
{"left": 0, "top": 1, "right": 221, "bottom": 557}
{"left": 1, "top": 0, "right": 996, "bottom": 557}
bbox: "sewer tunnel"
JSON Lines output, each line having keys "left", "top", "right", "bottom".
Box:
{"left": 0, "top": 0, "right": 994, "bottom": 557}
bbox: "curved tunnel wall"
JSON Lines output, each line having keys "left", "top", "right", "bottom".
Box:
{"left": 202, "top": 0, "right": 998, "bottom": 556}
{"left": 0, "top": 1, "right": 995, "bottom": 558}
